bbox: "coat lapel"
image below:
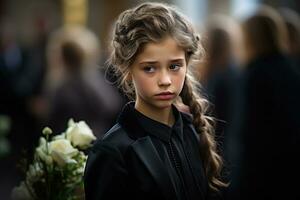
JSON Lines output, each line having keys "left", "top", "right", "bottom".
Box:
{"left": 131, "top": 136, "right": 176, "bottom": 200}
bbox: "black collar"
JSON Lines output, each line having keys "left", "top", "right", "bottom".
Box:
{"left": 117, "top": 102, "right": 193, "bottom": 142}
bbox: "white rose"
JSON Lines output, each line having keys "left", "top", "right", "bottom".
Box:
{"left": 49, "top": 139, "right": 78, "bottom": 167}
{"left": 26, "top": 163, "right": 44, "bottom": 183}
{"left": 52, "top": 132, "right": 66, "bottom": 141}
{"left": 11, "top": 181, "right": 33, "bottom": 200}
{"left": 35, "top": 137, "right": 53, "bottom": 165}
{"left": 66, "top": 120, "right": 96, "bottom": 149}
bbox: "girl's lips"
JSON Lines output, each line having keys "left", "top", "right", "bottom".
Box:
{"left": 155, "top": 92, "right": 175, "bottom": 100}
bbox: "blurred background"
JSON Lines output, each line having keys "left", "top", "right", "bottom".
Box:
{"left": 0, "top": 0, "right": 299, "bottom": 199}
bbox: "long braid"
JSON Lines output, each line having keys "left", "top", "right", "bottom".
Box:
{"left": 180, "top": 72, "right": 226, "bottom": 191}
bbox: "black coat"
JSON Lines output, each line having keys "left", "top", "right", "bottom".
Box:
{"left": 233, "top": 53, "right": 300, "bottom": 199}
{"left": 84, "top": 102, "right": 210, "bottom": 200}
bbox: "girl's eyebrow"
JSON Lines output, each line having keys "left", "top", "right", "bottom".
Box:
{"left": 139, "top": 61, "right": 158, "bottom": 65}
{"left": 170, "top": 58, "right": 184, "bottom": 62}
{"left": 139, "top": 58, "right": 185, "bottom": 64}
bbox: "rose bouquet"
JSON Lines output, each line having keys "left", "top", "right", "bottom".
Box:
{"left": 11, "top": 119, "right": 97, "bottom": 200}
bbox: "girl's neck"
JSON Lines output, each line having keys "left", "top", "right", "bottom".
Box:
{"left": 134, "top": 101, "right": 175, "bottom": 127}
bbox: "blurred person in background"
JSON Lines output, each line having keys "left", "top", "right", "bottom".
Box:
{"left": 279, "top": 8, "right": 300, "bottom": 71}
{"left": 196, "top": 15, "right": 243, "bottom": 200}
{"left": 0, "top": 20, "right": 45, "bottom": 200}
{"left": 198, "top": 15, "right": 242, "bottom": 153}
{"left": 232, "top": 5, "right": 300, "bottom": 200}
{"left": 44, "top": 25, "right": 123, "bottom": 138}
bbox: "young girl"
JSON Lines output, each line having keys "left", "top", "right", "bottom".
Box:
{"left": 84, "top": 2, "right": 225, "bottom": 200}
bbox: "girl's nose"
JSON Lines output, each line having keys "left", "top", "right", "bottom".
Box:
{"left": 158, "top": 72, "right": 171, "bottom": 86}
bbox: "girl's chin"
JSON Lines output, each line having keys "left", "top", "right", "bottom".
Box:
{"left": 152, "top": 101, "right": 174, "bottom": 109}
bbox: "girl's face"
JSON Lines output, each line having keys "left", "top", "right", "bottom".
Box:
{"left": 129, "top": 36, "right": 187, "bottom": 111}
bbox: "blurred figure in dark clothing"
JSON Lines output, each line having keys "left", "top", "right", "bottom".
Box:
{"left": 232, "top": 5, "right": 300, "bottom": 200}
{"left": 279, "top": 8, "right": 300, "bottom": 71}
{"left": 197, "top": 16, "right": 243, "bottom": 200}
{"left": 0, "top": 21, "right": 42, "bottom": 200}
{"left": 44, "top": 26, "right": 123, "bottom": 138}
{"left": 200, "top": 15, "right": 242, "bottom": 146}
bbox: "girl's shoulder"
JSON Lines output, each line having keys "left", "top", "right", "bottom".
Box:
{"left": 179, "top": 111, "right": 201, "bottom": 142}
{"left": 180, "top": 111, "right": 193, "bottom": 124}
{"left": 90, "top": 123, "right": 135, "bottom": 156}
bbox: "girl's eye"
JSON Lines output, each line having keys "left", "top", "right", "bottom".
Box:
{"left": 143, "top": 66, "right": 156, "bottom": 73}
{"left": 169, "top": 63, "right": 181, "bottom": 71}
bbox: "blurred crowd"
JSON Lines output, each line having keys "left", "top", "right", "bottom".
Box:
{"left": 0, "top": 21, "right": 124, "bottom": 199}
{"left": 197, "top": 5, "right": 300, "bottom": 200}
{"left": 0, "top": 2, "right": 300, "bottom": 200}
